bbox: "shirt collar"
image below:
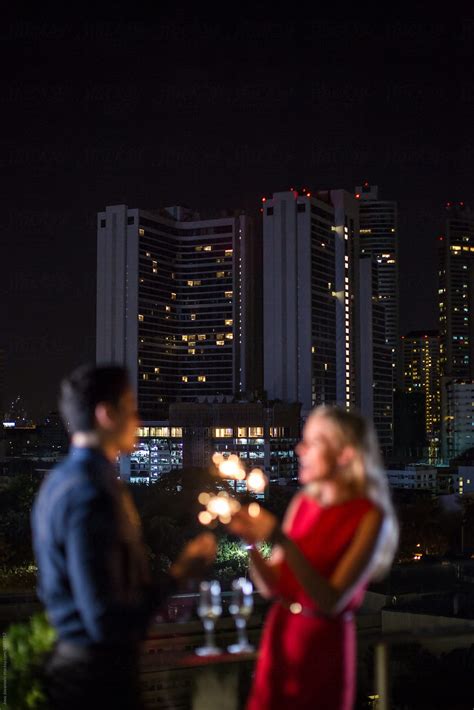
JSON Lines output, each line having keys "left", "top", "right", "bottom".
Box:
{"left": 69, "top": 444, "right": 118, "bottom": 470}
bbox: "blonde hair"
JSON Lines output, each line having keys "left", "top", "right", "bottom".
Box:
{"left": 305, "top": 403, "right": 399, "bottom": 580}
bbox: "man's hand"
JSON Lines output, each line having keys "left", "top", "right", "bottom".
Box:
{"left": 169, "top": 532, "right": 217, "bottom": 581}
{"left": 227, "top": 506, "right": 278, "bottom": 544}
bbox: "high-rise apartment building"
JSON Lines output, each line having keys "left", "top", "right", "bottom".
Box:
{"left": 97, "top": 204, "right": 261, "bottom": 419}
{"left": 401, "top": 330, "right": 441, "bottom": 458}
{"left": 355, "top": 182, "right": 400, "bottom": 387}
{"left": 357, "top": 254, "right": 394, "bottom": 454}
{"left": 263, "top": 189, "right": 358, "bottom": 416}
{"left": 438, "top": 202, "right": 474, "bottom": 460}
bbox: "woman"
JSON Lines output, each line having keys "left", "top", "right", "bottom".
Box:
{"left": 228, "top": 404, "right": 399, "bottom": 710}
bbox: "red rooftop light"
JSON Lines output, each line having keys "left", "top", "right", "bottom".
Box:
{"left": 355, "top": 193, "right": 360, "bottom": 199}
{"left": 262, "top": 197, "right": 266, "bottom": 202}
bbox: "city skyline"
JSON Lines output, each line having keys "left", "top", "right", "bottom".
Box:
{"left": 2, "top": 16, "right": 473, "bottom": 417}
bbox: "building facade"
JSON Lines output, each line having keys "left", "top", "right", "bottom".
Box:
{"left": 402, "top": 330, "right": 441, "bottom": 459}
{"left": 262, "top": 189, "right": 357, "bottom": 416}
{"left": 355, "top": 182, "right": 400, "bottom": 388}
{"left": 357, "top": 254, "right": 394, "bottom": 454}
{"left": 97, "top": 204, "right": 261, "bottom": 419}
{"left": 125, "top": 398, "right": 301, "bottom": 485}
{"left": 438, "top": 202, "right": 474, "bottom": 460}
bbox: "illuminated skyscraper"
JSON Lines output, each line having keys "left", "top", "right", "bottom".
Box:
{"left": 438, "top": 202, "right": 474, "bottom": 460}
{"left": 357, "top": 255, "right": 394, "bottom": 455}
{"left": 438, "top": 202, "right": 474, "bottom": 378}
{"left": 263, "top": 189, "right": 358, "bottom": 416}
{"left": 96, "top": 204, "right": 261, "bottom": 419}
{"left": 354, "top": 182, "right": 399, "bottom": 387}
{"left": 402, "top": 330, "right": 441, "bottom": 458}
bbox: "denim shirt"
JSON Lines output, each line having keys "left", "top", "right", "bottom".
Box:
{"left": 31, "top": 444, "right": 176, "bottom": 647}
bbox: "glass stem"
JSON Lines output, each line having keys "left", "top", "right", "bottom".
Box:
{"left": 236, "top": 617, "right": 247, "bottom": 646}
{"left": 203, "top": 619, "right": 215, "bottom": 648}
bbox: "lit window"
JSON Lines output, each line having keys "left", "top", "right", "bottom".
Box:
{"left": 225, "top": 249, "right": 233, "bottom": 256}
{"left": 249, "top": 427, "right": 263, "bottom": 437}
{"left": 154, "top": 367, "right": 160, "bottom": 373}
{"left": 214, "top": 427, "right": 233, "bottom": 437}
{"left": 165, "top": 305, "right": 171, "bottom": 312}
{"left": 237, "top": 427, "right": 247, "bottom": 437}
{"left": 225, "top": 319, "right": 233, "bottom": 326}
{"left": 217, "top": 271, "right": 225, "bottom": 278}
{"left": 225, "top": 291, "right": 233, "bottom": 298}
{"left": 217, "top": 333, "right": 224, "bottom": 340}
{"left": 225, "top": 333, "right": 233, "bottom": 339}
{"left": 182, "top": 335, "right": 188, "bottom": 341}
{"left": 138, "top": 314, "right": 144, "bottom": 321}
{"left": 139, "top": 228, "right": 144, "bottom": 236}
{"left": 216, "top": 340, "right": 225, "bottom": 346}
{"left": 188, "top": 348, "right": 196, "bottom": 355}
{"left": 142, "top": 373, "right": 148, "bottom": 380}
{"left": 182, "top": 375, "right": 188, "bottom": 382}
{"left": 171, "top": 427, "right": 182, "bottom": 437}
{"left": 171, "top": 292, "right": 176, "bottom": 300}
{"left": 204, "top": 245, "right": 212, "bottom": 251}
{"left": 198, "top": 375, "right": 206, "bottom": 382}
{"left": 198, "top": 334, "right": 206, "bottom": 340}
{"left": 191, "top": 313, "right": 196, "bottom": 320}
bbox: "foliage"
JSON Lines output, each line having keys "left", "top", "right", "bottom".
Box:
{"left": 0, "top": 473, "right": 43, "bottom": 569}
{"left": 0, "top": 564, "right": 37, "bottom": 592}
{"left": 3, "top": 611, "right": 56, "bottom": 709}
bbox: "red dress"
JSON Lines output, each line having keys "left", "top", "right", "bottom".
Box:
{"left": 247, "top": 494, "right": 376, "bottom": 710}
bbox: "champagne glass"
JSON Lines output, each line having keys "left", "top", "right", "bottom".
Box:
{"left": 227, "top": 577, "right": 255, "bottom": 653}
{"left": 195, "top": 580, "right": 223, "bottom": 656}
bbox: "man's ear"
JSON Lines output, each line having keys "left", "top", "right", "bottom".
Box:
{"left": 94, "top": 401, "right": 114, "bottom": 430}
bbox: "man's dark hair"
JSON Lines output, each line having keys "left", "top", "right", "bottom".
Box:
{"left": 58, "top": 363, "right": 131, "bottom": 434}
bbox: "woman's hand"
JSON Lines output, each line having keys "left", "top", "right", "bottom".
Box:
{"left": 227, "top": 506, "right": 278, "bottom": 544}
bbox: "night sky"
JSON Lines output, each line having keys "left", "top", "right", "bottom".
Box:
{"left": 2, "top": 15, "right": 473, "bottom": 419}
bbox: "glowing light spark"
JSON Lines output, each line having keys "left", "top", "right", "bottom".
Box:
{"left": 246, "top": 469, "right": 267, "bottom": 494}
{"left": 248, "top": 502, "right": 260, "bottom": 518}
{"left": 197, "top": 490, "right": 241, "bottom": 525}
{"left": 198, "top": 511, "right": 213, "bottom": 525}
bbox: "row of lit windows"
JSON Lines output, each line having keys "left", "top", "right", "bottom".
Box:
{"left": 211, "top": 426, "right": 289, "bottom": 438}
{"left": 137, "top": 427, "right": 183, "bottom": 437}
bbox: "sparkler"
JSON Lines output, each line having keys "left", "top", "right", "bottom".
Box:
{"left": 246, "top": 468, "right": 268, "bottom": 494}
{"left": 197, "top": 453, "right": 268, "bottom": 527}
{"left": 198, "top": 491, "right": 241, "bottom": 525}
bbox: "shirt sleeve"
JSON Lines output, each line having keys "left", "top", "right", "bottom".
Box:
{"left": 64, "top": 483, "right": 176, "bottom": 644}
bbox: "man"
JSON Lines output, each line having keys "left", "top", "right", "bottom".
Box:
{"left": 31, "top": 363, "right": 216, "bottom": 709}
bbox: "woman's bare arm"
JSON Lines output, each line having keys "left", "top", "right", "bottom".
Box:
{"left": 247, "top": 492, "right": 305, "bottom": 598}
{"left": 274, "top": 506, "right": 385, "bottom": 614}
